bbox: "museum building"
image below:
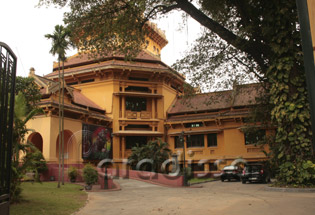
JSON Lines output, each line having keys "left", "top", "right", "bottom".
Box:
{"left": 25, "top": 22, "right": 269, "bottom": 178}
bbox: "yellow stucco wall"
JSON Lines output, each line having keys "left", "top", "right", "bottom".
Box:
{"left": 26, "top": 116, "right": 52, "bottom": 161}
{"left": 26, "top": 115, "right": 83, "bottom": 164}
{"left": 145, "top": 36, "right": 163, "bottom": 58}
{"left": 168, "top": 119, "right": 269, "bottom": 171}
{"left": 75, "top": 80, "right": 114, "bottom": 115}
{"left": 308, "top": 0, "right": 315, "bottom": 48}
{"left": 161, "top": 85, "right": 178, "bottom": 118}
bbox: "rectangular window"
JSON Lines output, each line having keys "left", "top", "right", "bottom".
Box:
{"left": 68, "top": 82, "right": 78, "bottom": 85}
{"left": 125, "top": 124, "right": 150, "bottom": 130}
{"left": 209, "top": 163, "right": 218, "bottom": 171}
{"left": 81, "top": 79, "right": 94, "bottom": 84}
{"left": 190, "top": 163, "right": 204, "bottom": 172}
{"left": 174, "top": 136, "right": 184, "bottom": 148}
{"left": 207, "top": 133, "right": 217, "bottom": 147}
{"left": 245, "top": 130, "right": 265, "bottom": 145}
{"left": 184, "top": 122, "right": 203, "bottom": 128}
{"left": 187, "top": 134, "right": 204, "bottom": 148}
{"left": 128, "top": 77, "right": 149, "bottom": 81}
{"left": 125, "top": 86, "right": 151, "bottom": 93}
{"left": 125, "top": 136, "right": 147, "bottom": 149}
{"left": 126, "top": 97, "right": 147, "bottom": 112}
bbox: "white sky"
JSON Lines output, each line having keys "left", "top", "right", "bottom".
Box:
{"left": 1, "top": 0, "right": 201, "bottom": 77}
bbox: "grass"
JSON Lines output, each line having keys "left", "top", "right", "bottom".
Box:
{"left": 11, "top": 182, "right": 87, "bottom": 215}
{"left": 189, "top": 177, "right": 216, "bottom": 184}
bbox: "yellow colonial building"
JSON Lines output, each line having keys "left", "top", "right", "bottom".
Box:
{"left": 26, "top": 23, "right": 268, "bottom": 178}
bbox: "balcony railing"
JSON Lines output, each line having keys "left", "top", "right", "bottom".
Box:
{"left": 125, "top": 111, "right": 152, "bottom": 119}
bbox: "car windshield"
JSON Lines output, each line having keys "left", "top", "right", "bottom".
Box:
{"left": 246, "top": 165, "right": 262, "bottom": 172}
{"left": 223, "top": 166, "right": 238, "bottom": 171}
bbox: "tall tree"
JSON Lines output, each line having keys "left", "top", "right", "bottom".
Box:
{"left": 39, "top": 0, "right": 315, "bottom": 185}
{"left": 45, "top": 24, "right": 72, "bottom": 187}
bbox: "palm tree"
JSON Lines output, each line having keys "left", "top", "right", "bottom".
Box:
{"left": 45, "top": 25, "right": 72, "bottom": 187}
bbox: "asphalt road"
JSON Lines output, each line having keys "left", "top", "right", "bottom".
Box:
{"left": 74, "top": 179, "right": 315, "bottom": 215}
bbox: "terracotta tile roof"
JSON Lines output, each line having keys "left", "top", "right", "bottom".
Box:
{"left": 166, "top": 109, "right": 250, "bottom": 122}
{"left": 72, "top": 89, "right": 103, "bottom": 111}
{"left": 52, "top": 50, "right": 160, "bottom": 70}
{"left": 38, "top": 100, "right": 110, "bottom": 121}
{"left": 45, "top": 58, "right": 170, "bottom": 78}
{"left": 34, "top": 74, "right": 104, "bottom": 111}
{"left": 168, "top": 84, "right": 264, "bottom": 115}
{"left": 44, "top": 50, "right": 183, "bottom": 79}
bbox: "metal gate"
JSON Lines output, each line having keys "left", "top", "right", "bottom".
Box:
{"left": 0, "top": 42, "right": 17, "bottom": 215}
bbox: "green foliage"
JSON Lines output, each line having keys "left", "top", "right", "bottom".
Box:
{"left": 68, "top": 166, "right": 79, "bottom": 182}
{"left": 45, "top": 25, "right": 73, "bottom": 61}
{"left": 263, "top": 1, "right": 314, "bottom": 186}
{"left": 82, "top": 164, "right": 98, "bottom": 186}
{"left": 10, "top": 77, "right": 44, "bottom": 202}
{"left": 10, "top": 182, "right": 87, "bottom": 215}
{"left": 40, "top": 0, "right": 148, "bottom": 59}
{"left": 85, "top": 151, "right": 108, "bottom": 160}
{"left": 15, "top": 76, "right": 41, "bottom": 113}
{"left": 23, "top": 147, "right": 48, "bottom": 182}
{"left": 128, "top": 139, "right": 171, "bottom": 172}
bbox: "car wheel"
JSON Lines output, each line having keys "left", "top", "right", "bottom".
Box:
{"left": 264, "top": 176, "right": 270, "bottom": 184}
{"left": 242, "top": 180, "right": 246, "bottom": 184}
{"left": 228, "top": 179, "right": 231, "bottom": 182}
{"left": 221, "top": 178, "right": 224, "bottom": 182}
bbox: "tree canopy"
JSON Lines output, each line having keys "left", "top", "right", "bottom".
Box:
{"left": 39, "top": 0, "right": 315, "bottom": 185}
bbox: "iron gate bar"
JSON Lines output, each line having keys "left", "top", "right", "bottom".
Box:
{"left": 0, "top": 42, "right": 17, "bottom": 215}
{"left": 0, "top": 44, "right": 7, "bottom": 193}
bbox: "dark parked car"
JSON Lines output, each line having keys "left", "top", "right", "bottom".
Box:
{"left": 220, "top": 165, "right": 242, "bottom": 182}
{"left": 241, "top": 163, "right": 271, "bottom": 184}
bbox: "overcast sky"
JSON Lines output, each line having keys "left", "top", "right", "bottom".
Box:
{"left": 1, "top": 0, "right": 201, "bottom": 77}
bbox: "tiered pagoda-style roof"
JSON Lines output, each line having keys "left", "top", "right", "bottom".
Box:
{"left": 166, "top": 83, "right": 264, "bottom": 122}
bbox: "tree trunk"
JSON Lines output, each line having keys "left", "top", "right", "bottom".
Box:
{"left": 58, "top": 60, "right": 61, "bottom": 188}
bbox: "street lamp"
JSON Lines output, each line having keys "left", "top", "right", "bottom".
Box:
{"left": 179, "top": 131, "right": 187, "bottom": 186}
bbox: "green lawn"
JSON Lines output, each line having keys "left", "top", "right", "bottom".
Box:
{"left": 189, "top": 177, "right": 216, "bottom": 184}
{"left": 11, "top": 182, "right": 87, "bottom": 215}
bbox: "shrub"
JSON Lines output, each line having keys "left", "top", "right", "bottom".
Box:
{"left": 23, "top": 148, "right": 48, "bottom": 182}
{"left": 82, "top": 164, "right": 98, "bottom": 186}
{"left": 68, "top": 166, "right": 78, "bottom": 183}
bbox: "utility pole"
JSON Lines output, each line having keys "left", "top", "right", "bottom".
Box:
{"left": 296, "top": 0, "right": 315, "bottom": 156}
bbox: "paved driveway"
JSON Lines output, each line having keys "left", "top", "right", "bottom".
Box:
{"left": 75, "top": 179, "right": 315, "bottom": 215}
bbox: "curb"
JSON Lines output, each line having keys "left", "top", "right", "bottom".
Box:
{"left": 116, "top": 177, "right": 203, "bottom": 188}
{"left": 123, "top": 176, "right": 184, "bottom": 188}
{"left": 76, "top": 181, "right": 121, "bottom": 192}
{"left": 264, "top": 186, "right": 315, "bottom": 193}
{"left": 189, "top": 179, "right": 219, "bottom": 186}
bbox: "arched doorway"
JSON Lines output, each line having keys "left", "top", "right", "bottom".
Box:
{"left": 56, "top": 130, "right": 77, "bottom": 161}
{"left": 27, "top": 132, "right": 43, "bottom": 152}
